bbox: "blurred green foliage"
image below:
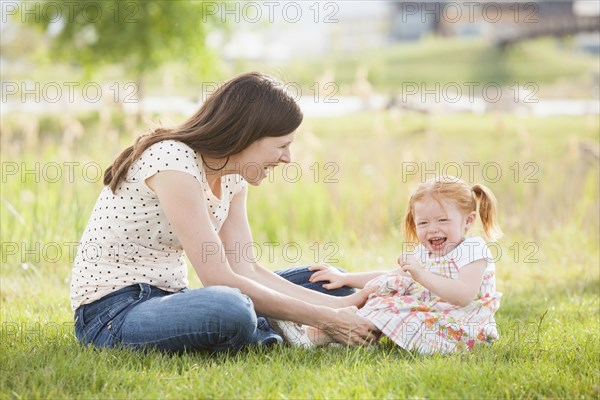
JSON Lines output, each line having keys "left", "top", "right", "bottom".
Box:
{"left": 22, "top": 0, "right": 218, "bottom": 85}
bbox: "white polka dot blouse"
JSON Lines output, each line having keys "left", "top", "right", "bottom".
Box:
{"left": 70, "top": 140, "right": 246, "bottom": 311}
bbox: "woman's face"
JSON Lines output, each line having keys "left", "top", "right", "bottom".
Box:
{"left": 234, "top": 132, "right": 295, "bottom": 185}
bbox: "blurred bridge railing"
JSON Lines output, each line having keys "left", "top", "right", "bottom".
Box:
{"left": 494, "top": 14, "right": 600, "bottom": 47}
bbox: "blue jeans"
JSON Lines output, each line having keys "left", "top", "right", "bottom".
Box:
{"left": 73, "top": 266, "right": 355, "bottom": 352}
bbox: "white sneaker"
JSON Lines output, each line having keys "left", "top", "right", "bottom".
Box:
{"left": 269, "top": 319, "right": 314, "bottom": 348}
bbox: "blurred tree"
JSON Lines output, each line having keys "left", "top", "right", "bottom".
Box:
{"left": 24, "top": 0, "right": 218, "bottom": 100}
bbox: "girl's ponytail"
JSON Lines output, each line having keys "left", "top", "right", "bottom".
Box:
{"left": 472, "top": 184, "right": 503, "bottom": 241}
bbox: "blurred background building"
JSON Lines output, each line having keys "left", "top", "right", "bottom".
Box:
{"left": 212, "top": 0, "right": 600, "bottom": 64}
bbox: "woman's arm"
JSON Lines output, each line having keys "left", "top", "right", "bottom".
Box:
{"left": 307, "top": 265, "right": 388, "bottom": 289}
{"left": 147, "top": 171, "right": 378, "bottom": 344}
{"left": 218, "top": 185, "right": 373, "bottom": 309}
{"left": 400, "top": 255, "right": 486, "bottom": 307}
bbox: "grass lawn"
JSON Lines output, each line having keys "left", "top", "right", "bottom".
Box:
{"left": 1, "top": 110, "right": 598, "bottom": 398}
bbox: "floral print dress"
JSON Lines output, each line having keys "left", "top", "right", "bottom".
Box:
{"left": 357, "top": 237, "right": 501, "bottom": 354}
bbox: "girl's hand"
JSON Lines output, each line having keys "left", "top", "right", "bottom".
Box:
{"left": 398, "top": 254, "right": 423, "bottom": 280}
{"left": 391, "top": 266, "right": 413, "bottom": 278}
{"left": 308, "top": 264, "right": 348, "bottom": 290}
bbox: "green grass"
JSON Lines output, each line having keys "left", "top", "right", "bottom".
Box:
{"left": 1, "top": 110, "right": 599, "bottom": 398}
{"left": 231, "top": 36, "right": 598, "bottom": 97}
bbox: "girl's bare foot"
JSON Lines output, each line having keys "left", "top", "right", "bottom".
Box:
{"left": 306, "top": 326, "right": 336, "bottom": 346}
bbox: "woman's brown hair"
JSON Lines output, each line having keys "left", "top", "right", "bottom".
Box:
{"left": 104, "top": 72, "right": 303, "bottom": 193}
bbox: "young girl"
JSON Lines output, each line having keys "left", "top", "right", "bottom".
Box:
{"left": 307, "top": 176, "right": 503, "bottom": 353}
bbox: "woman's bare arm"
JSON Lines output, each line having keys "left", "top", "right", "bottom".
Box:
{"left": 146, "top": 171, "right": 378, "bottom": 344}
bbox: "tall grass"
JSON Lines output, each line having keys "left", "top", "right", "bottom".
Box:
{"left": 1, "top": 109, "right": 598, "bottom": 398}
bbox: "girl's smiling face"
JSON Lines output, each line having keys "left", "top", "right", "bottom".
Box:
{"left": 413, "top": 197, "right": 476, "bottom": 256}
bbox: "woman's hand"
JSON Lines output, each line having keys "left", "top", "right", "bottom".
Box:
{"left": 320, "top": 307, "right": 381, "bottom": 346}
{"left": 308, "top": 264, "right": 348, "bottom": 289}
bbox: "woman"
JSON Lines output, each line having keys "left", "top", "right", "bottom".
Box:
{"left": 71, "top": 72, "right": 378, "bottom": 352}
